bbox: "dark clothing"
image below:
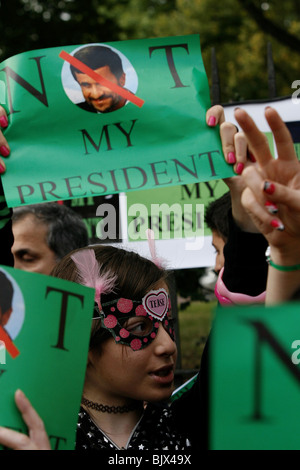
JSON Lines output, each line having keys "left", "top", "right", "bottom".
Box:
{"left": 171, "top": 367, "right": 206, "bottom": 450}
{"left": 222, "top": 211, "right": 268, "bottom": 295}
{"left": 76, "top": 403, "right": 191, "bottom": 451}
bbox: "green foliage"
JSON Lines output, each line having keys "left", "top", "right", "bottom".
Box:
{"left": 178, "top": 300, "right": 214, "bottom": 371}
{"left": 0, "top": 0, "right": 299, "bottom": 101}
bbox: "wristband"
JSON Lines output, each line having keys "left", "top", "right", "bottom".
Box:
{"left": 265, "top": 247, "right": 300, "bottom": 271}
{"left": 267, "top": 257, "right": 300, "bottom": 272}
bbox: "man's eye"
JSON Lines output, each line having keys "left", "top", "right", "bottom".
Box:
{"left": 16, "top": 254, "right": 35, "bottom": 263}
{"left": 22, "top": 255, "right": 35, "bottom": 262}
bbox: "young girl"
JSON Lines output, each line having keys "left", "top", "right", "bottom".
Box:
{"left": 57, "top": 244, "right": 192, "bottom": 450}
{"left": 0, "top": 244, "right": 192, "bottom": 450}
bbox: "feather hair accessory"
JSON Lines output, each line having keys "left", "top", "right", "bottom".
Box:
{"left": 146, "top": 228, "right": 164, "bottom": 268}
{"left": 71, "top": 249, "right": 116, "bottom": 310}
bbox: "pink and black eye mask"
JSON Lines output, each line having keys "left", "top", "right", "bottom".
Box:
{"left": 94, "top": 288, "right": 175, "bottom": 351}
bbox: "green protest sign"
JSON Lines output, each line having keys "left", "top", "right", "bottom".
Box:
{"left": 126, "top": 179, "right": 228, "bottom": 241}
{"left": 0, "top": 265, "right": 94, "bottom": 450}
{"left": 210, "top": 303, "right": 300, "bottom": 450}
{"left": 0, "top": 35, "right": 233, "bottom": 208}
{"left": 65, "top": 194, "right": 121, "bottom": 244}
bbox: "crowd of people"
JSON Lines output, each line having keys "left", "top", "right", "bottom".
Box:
{"left": 0, "top": 96, "right": 299, "bottom": 451}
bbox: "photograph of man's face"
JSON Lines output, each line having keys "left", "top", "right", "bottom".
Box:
{"left": 0, "top": 269, "right": 25, "bottom": 341}
{"left": 0, "top": 271, "right": 14, "bottom": 330}
{"left": 66, "top": 44, "right": 137, "bottom": 114}
{"left": 74, "top": 64, "right": 126, "bottom": 113}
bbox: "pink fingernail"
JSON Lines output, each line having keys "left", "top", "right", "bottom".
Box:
{"left": 264, "top": 181, "right": 275, "bottom": 195}
{"left": 270, "top": 219, "right": 284, "bottom": 231}
{"left": 0, "top": 145, "right": 9, "bottom": 157}
{"left": 0, "top": 162, "right": 5, "bottom": 174}
{"left": 265, "top": 201, "right": 278, "bottom": 214}
{"left": 227, "top": 152, "right": 236, "bottom": 164}
{"left": 0, "top": 116, "right": 8, "bottom": 128}
{"left": 236, "top": 162, "right": 244, "bottom": 175}
{"left": 208, "top": 116, "right": 216, "bottom": 126}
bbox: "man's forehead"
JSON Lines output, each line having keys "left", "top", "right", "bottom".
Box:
{"left": 75, "top": 65, "right": 114, "bottom": 80}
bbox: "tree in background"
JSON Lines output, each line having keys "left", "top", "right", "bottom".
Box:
{"left": 0, "top": 0, "right": 299, "bottom": 102}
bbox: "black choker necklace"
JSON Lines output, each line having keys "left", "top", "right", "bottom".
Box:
{"left": 82, "top": 397, "right": 138, "bottom": 414}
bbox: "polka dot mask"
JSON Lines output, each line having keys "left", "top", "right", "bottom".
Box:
{"left": 95, "top": 288, "right": 175, "bottom": 351}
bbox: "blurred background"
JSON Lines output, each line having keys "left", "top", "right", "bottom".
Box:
{"left": 0, "top": 0, "right": 299, "bottom": 102}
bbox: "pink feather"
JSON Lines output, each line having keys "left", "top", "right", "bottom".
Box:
{"left": 71, "top": 249, "right": 116, "bottom": 307}
{"left": 146, "top": 229, "right": 164, "bottom": 268}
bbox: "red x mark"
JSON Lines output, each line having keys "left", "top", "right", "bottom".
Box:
{"left": 0, "top": 325, "right": 20, "bottom": 359}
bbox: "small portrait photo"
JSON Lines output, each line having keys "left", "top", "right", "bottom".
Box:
{"left": 0, "top": 268, "right": 25, "bottom": 341}
{"left": 61, "top": 43, "right": 139, "bottom": 114}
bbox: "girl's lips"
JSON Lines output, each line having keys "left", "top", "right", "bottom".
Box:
{"left": 149, "top": 365, "right": 174, "bottom": 384}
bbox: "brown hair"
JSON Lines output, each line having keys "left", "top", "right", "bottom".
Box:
{"left": 51, "top": 245, "right": 168, "bottom": 351}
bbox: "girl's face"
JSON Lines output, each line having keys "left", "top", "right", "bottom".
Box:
{"left": 85, "top": 282, "right": 177, "bottom": 404}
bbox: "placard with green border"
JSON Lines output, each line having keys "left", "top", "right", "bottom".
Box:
{"left": 0, "top": 265, "right": 94, "bottom": 450}
{"left": 0, "top": 35, "right": 233, "bottom": 208}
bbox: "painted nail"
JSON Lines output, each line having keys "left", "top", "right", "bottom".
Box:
{"left": 0, "top": 145, "right": 9, "bottom": 157}
{"left": 227, "top": 152, "right": 236, "bottom": 164}
{"left": 0, "top": 162, "right": 5, "bottom": 174}
{"left": 270, "top": 219, "right": 284, "bottom": 231}
{"left": 265, "top": 201, "right": 278, "bottom": 214}
{"left": 208, "top": 116, "right": 216, "bottom": 126}
{"left": 263, "top": 181, "right": 275, "bottom": 195}
{"left": 236, "top": 162, "right": 244, "bottom": 175}
{"left": 0, "top": 116, "right": 8, "bottom": 128}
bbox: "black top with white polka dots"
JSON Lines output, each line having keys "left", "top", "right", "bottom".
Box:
{"left": 76, "top": 403, "right": 191, "bottom": 451}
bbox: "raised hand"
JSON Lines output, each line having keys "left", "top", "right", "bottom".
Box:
{"left": 0, "top": 106, "right": 10, "bottom": 174}
{"left": 206, "top": 105, "right": 258, "bottom": 232}
{"left": 235, "top": 107, "right": 300, "bottom": 261}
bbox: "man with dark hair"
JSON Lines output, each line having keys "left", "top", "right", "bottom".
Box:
{"left": 12, "top": 203, "right": 89, "bottom": 275}
{"left": 70, "top": 45, "right": 127, "bottom": 113}
{"left": 0, "top": 271, "right": 14, "bottom": 330}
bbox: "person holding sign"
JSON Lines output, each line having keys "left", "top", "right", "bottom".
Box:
{"left": 0, "top": 107, "right": 89, "bottom": 274}
{"left": 0, "top": 245, "right": 192, "bottom": 451}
